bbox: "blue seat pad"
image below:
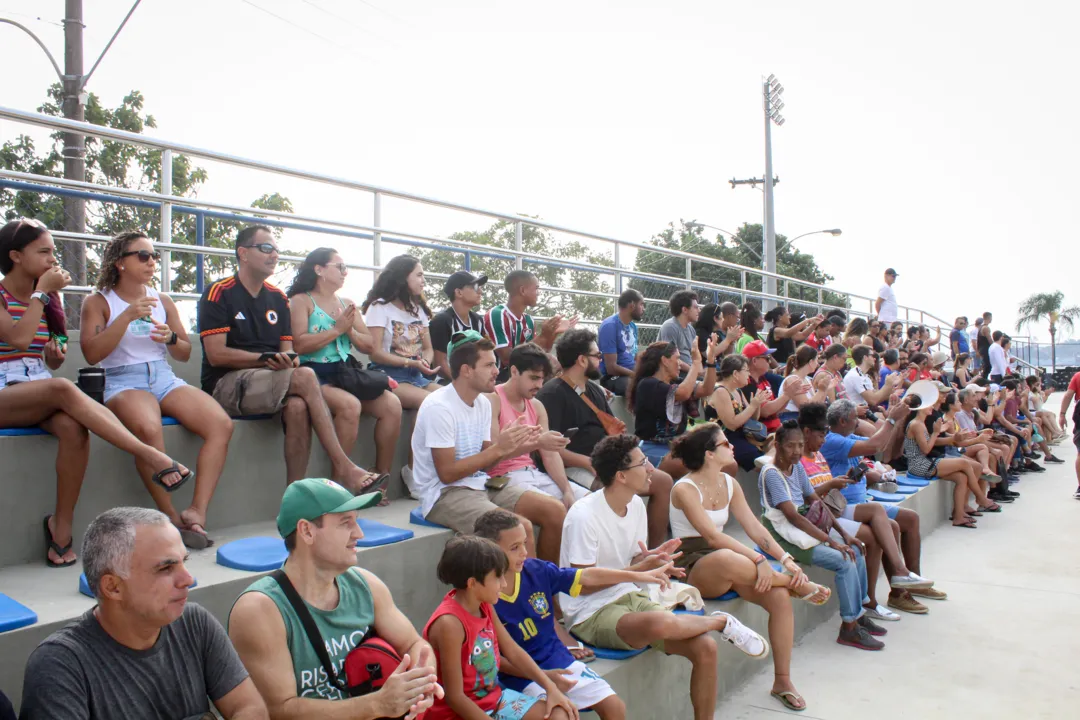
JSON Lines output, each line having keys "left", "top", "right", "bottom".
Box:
{"left": 0, "top": 593, "right": 37, "bottom": 633}
{"left": 0, "top": 427, "right": 48, "bottom": 436}
{"left": 896, "top": 474, "right": 931, "bottom": 487}
{"left": 216, "top": 536, "right": 288, "bottom": 571}
{"left": 866, "top": 489, "right": 906, "bottom": 502}
{"left": 409, "top": 507, "right": 446, "bottom": 528}
{"left": 355, "top": 518, "right": 414, "bottom": 547}
{"left": 571, "top": 637, "right": 648, "bottom": 660}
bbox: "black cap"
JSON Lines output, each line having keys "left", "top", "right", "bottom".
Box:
{"left": 827, "top": 315, "right": 846, "bottom": 327}
{"left": 885, "top": 268, "right": 899, "bottom": 276}
{"left": 443, "top": 271, "right": 487, "bottom": 300}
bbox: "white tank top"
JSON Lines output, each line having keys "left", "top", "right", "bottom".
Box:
{"left": 784, "top": 374, "right": 812, "bottom": 413}
{"left": 97, "top": 287, "right": 168, "bottom": 369}
{"left": 669, "top": 474, "right": 733, "bottom": 539}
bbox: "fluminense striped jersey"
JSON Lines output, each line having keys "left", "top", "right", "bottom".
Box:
{"left": 483, "top": 304, "right": 535, "bottom": 351}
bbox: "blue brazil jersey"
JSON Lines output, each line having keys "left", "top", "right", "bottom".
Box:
{"left": 494, "top": 558, "right": 583, "bottom": 692}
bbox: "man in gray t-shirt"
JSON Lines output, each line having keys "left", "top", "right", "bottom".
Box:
{"left": 19, "top": 507, "right": 267, "bottom": 720}
{"left": 657, "top": 290, "right": 700, "bottom": 371}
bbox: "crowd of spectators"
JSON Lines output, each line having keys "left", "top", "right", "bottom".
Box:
{"left": 3, "top": 221, "right": 1076, "bottom": 719}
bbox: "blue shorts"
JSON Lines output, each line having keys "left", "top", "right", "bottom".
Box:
{"left": 849, "top": 499, "right": 901, "bottom": 520}
{"left": 104, "top": 360, "right": 187, "bottom": 404}
{"left": 639, "top": 439, "right": 670, "bottom": 467}
{"left": 884, "top": 504, "right": 900, "bottom": 520}
{"left": 492, "top": 688, "right": 541, "bottom": 720}
{"left": 368, "top": 362, "right": 432, "bottom": 389}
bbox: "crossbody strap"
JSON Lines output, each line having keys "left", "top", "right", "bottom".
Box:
{"left": 271, "top": 569, "right": 347, "bottom": 691}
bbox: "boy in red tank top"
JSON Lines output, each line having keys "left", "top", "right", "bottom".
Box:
{"left": 424, "top": 536, "right": 576, "bottom": 720}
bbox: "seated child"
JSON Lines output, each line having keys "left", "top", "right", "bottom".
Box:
{"left": 424, "top": 536, "right": 577, "bottom": 720}
{"left": 475, "top": 509, "right": 674, "bottom": 718}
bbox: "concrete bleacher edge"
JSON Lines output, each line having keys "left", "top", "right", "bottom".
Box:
{"left": 0, "top": 336, "right": 957, "bottom": 715}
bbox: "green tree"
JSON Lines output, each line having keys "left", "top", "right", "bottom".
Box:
{"left": 0, "top": 86, "right": 292, "bottom": 324}
{"left": 630, "top": 220, "right": 848, "bottom": 341}
{"left": 409, "top": 218, "right": 614, "bottom": 321}
{"left": 1015, "top": 291, "right": 1080, "bottom": 373}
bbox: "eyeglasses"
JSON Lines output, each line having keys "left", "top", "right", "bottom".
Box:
{"left": 121, "top": 249, "right": 161, "bottom": 263}
{"left": 622, "top": 458, "right": 649, "bottom": 471}
{"left": 240, "top": 242, "right": 278, "bottom": 255}
{"left": 586, "top": 352, "right": 602, "bottom": 360}
{"left": 325, "top": 262, "right": 348, "bottom": 273}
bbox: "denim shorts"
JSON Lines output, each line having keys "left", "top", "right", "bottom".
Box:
{"left": 0, "top": 357, "right": 51, "bottom": 387}
{"left": 104, "top": 360, "right": 187, "bottom": 404}
{"left": 639, "top": 439, "right": 670, "bottom": 467}
{"left": 368, "top": 362, "right": 432, "bottom": 389}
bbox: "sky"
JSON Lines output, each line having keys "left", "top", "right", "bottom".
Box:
{"left": 2, "top": 0, "right": 1078, "bottom": 341}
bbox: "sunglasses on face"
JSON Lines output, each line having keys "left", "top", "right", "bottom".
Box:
{"left": 121, "top": 249, "right": 162, "bottom": 263}
{"left": 241, "top": 242, "right": 278, "bottom": 255}
{"left": 325, "top": 262, "right": 348, "bottom": 273}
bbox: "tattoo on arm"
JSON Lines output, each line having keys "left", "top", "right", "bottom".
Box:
{"left": 94, "top": 325, "right": 103, "bottom": 335}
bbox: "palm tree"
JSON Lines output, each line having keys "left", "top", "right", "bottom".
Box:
{"left": 1015, "top": 291, "right": 1080, "bottom": 373}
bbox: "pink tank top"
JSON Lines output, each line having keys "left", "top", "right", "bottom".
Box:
{"left": 488, "top": 384, "right": 538, "bottom": 477}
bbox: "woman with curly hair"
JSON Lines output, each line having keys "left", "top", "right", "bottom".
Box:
{"left": 288, "top": 247, "right": 401, "bottom": 486}
{"left": 362, "top": 255, "right": 440, "bottom": 410}
{"left": 1, "top": 220, "right": 192, "bottom": 565}
{"left": 81, "top": 230, "right": 230, "bottom": 548}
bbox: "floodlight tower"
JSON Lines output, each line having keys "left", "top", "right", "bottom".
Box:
{"left": 762, "top": 74, "right": 785, "bottom": 305}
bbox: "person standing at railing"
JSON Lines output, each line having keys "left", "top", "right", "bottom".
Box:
{"left": 485, "top": 270, "right": 572, "bottom": 383}
{"left": 977, "top": 312, "right": 994, "bottom": 375}
{"left": 199, "top": 225, "right": 383, "bottom": 495}
{"left": 1057, "top": 370, "right": 1080, "bottom": 500}
{"left": 657, "top": 290, "right": 699, "bottom": 374}
{"left": 287, "top": 248, "right": 404, "bottom": 498}
{"left": 80, "top": 231, "right": 234, "bottom": 549}
{"left": 874, "top": 268, "right": 899, "bottom": 324}
{"left": 0, "top": 219, "right": 193, "bottom": 567}
{"left": 968, "top": 318, "right": 983, "bottom": 371}
{"left": 598, "top": 289, "right": 644, "bottom": 397}
{"left": 430, "top": 271, "right": 488, "bottom": 385}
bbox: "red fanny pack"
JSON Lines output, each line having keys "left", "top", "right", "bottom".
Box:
{"left": 343, "top": 633, "right": 403, "bottom": 696}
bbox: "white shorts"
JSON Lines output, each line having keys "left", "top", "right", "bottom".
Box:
{"left": 507, "top": 467, "right": 590, "bottom": 502}
{"left": 829, "top": 516, "right": 862, "bottom": 542}
{"left": 520, "top": 660, "right": 615, "bottom": 710}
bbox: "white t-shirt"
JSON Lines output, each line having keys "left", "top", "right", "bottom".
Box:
{"left": 559, "top": 491, "right": 647, "bottom": 629}
{"left": 363, "top": 300, "right": 430, "bottom": 361}
{"left": 967, "top": 325, "right": 979, "bottom": 346}
{"left": 843, "top": 367, "right": 875, "bottom": 406}
{"left": 410, "top": 384, "right": 491, "bottom": 516}
{"left": 988, "top": 343, "right": 1009, "bottom": 377}
{"left": 876, "top": 284, "right": 898, "bottom": 323}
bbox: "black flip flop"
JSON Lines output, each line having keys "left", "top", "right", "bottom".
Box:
{"left": 152, "top": 464, "right": 195, "bottom": 493}
{"left": 952, "top": 519, "right": 978, "bottom": 529}
{"left": 978, "top": 503, "right": 1002, "bottom": 513}
{"left": 43, "top": 515, "right": 76, "bottom": 568}
{"left": 361, "top": 472, "right": 391, "bottom": 495}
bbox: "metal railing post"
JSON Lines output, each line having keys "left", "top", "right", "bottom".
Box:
{"left": 514, "top": 221, "right": 523, "bottom": 270}
{"left": 613, "top": 242, "right": 622, "bottom": 294}
{"left": 685, "top": 256, "right": 692, "bottom": 291}
{"left": 817, "top": 287, "right": 823, "bottom": 315}
{"left": 372, "top": 191, "right": 382, "bottom": 270}
{"left": 740, "top": 270, "right": 747, "bottom": 305}
{"left": 159, "top": 149, "right": 172, "bottom": 291}
{"left": 195, "top": 211, "right": 205, "bottom": 293}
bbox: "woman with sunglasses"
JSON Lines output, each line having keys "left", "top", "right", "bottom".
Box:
{"left": 81, "top": 231, "right": 228, "bottom": 548}
{"left": 0, "top": 220, "right": 192, "bottom": 566}
{"left": 288, "top": 248, "right": 401, "bottom": 494}
{"left": 668, "top": 423, "right": 830, "bottom": 712}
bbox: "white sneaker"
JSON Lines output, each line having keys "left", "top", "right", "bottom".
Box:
{"left": 890, "top": 573, "right": 933, "bottom": 590}
{"left": 712, "top": 611, "right": 769, "bottom": 658}
{"left": 864, "top": 603, "right": 902, "bottom": 622}
{"left": 400, "top": 466, "right": 418, "bottom": 500}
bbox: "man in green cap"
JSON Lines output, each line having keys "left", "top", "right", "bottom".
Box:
{"left": 228, "top": 478, "right": 442, "bottom": 718}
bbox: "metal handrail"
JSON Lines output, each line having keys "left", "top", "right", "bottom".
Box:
{"left": 1, "top": 105, "right": 945, "bottom": 321}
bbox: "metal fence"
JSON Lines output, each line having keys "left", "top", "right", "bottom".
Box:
{"left": 1, "top": 104, "right": 962, "bottom": 338}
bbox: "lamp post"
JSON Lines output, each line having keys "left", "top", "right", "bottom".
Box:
{"left": 776, "top": 228, "right": 842, "bottom": 255}
{"left": 762, "top": 74, "right": 784, "bottom": 308}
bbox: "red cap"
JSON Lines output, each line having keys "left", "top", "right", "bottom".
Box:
{"left": 742, "top": 340, "right": 776, "bottom": 359}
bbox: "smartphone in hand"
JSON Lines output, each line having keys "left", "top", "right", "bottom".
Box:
{"left": 259, "top": 352, "right": 298, "bottom": 363}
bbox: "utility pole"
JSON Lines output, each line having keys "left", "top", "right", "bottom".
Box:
{"left": 62, "top": 0, "right": 87, "bottom": 324}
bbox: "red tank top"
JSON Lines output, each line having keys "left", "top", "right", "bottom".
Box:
{"left": 422, "top": 591, "right": 502, "bottom": 719}
{"left": 488, "top": 384, "right": 538, "bottom": 477}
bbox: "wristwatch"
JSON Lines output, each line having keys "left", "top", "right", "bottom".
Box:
{"left": 887, "top": 417, "right": 897, "bottom": 426}
{"left": 167, "top": 331, "right": 178, "bottom": 346}
{"left": 29, "top": 291, "right": 50, "bottom": 306}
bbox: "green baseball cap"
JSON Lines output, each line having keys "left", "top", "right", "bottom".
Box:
{"left": 447, "top": 328, "right": 486, "bottom": 356}
{"left": 276, "top": 478, "right": 383, "bottom": 538}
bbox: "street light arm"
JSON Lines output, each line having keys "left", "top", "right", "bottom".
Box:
{"left": 0, "top": 18, "right": 64, "bottom": 82}
{"left": 776, "top": 229, "right": 842, "bottom": 255}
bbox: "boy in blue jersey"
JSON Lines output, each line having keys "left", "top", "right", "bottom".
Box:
{"left": 474, "top": 509, "right": 673, "bottom": 719}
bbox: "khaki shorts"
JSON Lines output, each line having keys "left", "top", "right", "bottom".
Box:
{"left": 212, "top": 368, "right": 293, "bottom": 417}
{"left": 570, "top": 591, "right": 666, "bottom": 652}
{"left": 426, "top": 484, "right": 534, "bottom": 534}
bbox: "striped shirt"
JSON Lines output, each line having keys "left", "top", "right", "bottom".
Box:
{"left": 483, "top": 304, "right": 535, "bottom": 350}
{"left": 0, "top": 285, "right": 49, "bottom": 362}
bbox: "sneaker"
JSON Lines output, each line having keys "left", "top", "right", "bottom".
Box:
{"left": 1045, "top": 455, "right": 1065, "bottom": 464}
{"left": 712, "top": 611, "right": 770, "bottom": 658}
{"left": 889, "top": 573, "right": 933, "bottom": 590}
{"left": 857, "top": 615, "right": 888, "bottom": 636}
{"left": 887, "top": 590, "right": 929, "bottom": 615}
{"left": 863, "top": 603, "right": 902, "bottom": 622}
{"left": 837, "top": 623, "right": 885, "bottom": 651}
{"left": 400, "top": 466, "right": 418, "bottom": 500}
{"left": 907, "top": 586, "right": 948, "bottom": 600}
{"left": 1006, "top": 490, "right": 1020, "bottom": 497}
{"left": 1073, "top": 488, "right": 1080, "bottom": 500}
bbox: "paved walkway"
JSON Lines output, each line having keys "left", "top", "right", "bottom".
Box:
{"left": 715, "top": 418, "right": 1080, "bottom": 720}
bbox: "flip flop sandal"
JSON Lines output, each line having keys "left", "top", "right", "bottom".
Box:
{"left": 178, "top": 524, "right": 214, "bottom": 550}
{"left": 771, "top": 690, "right": 807, "bottom": 712}
{"left": 152, "top": 464, "right": 195, "bottom": 493}
{"left": 978, "top": 503, "right": 1002, "bottom": 513}
{"left": 567, "top": 644, "right": 596, "bottom": 664}
{"left": 43, "top": 515, "right": 76, "bottom": 568}
{"left": 359, "top": 472, "right": 392, "bottom": 505}
{"left": 790, "top": 582, "right": 831, "bottom": 606}
{"left": 952, "top": 519, "right": 978, "bottom": 528}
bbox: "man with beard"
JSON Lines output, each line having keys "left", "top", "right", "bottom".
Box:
{"left": 537, "top": 328, "right": 673, "bottom": 548}
{"left": 598, "top": 289, "right": 645, "bottom": 396}
{"left": 410, "top": 331, "right": 568, "bottom": 562}
{"left": 487, "top": 343, "right": 589, "bottom": 511}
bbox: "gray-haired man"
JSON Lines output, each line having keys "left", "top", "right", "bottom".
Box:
{"left": 20, "top": 507, "right": 268, "bottom": 720}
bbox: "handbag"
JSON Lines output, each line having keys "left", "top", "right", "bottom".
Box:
{"left": 758, "top": 462, "right": 820, "bottom": 550}
{"left": 332, "top": 356, "right": 392, "bottom": 401}
{"left": 800, "top": 498, "right": 834, "bottom": 533}
{"left": 741, "top": 417, "right": 769, "bottom": 442}
{"left": 822, "top": 488, "right": 848, "bottom": 517}
{"left": 270, "top": 570, "right": 403, "bottom": 710}
{"left": 574, "top": 382, "right": 627, "bottom": 436}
